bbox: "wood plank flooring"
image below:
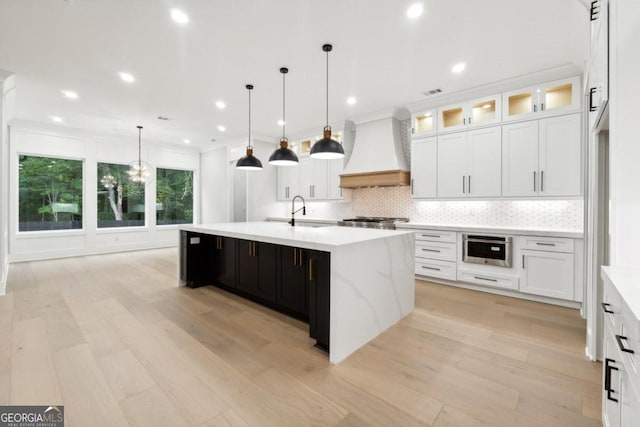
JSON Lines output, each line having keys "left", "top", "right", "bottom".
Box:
{"left": 2, "top": 248, "right": 602, "bottom": 426}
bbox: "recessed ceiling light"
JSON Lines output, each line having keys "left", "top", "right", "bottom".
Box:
{"left": 217, "top": 125, "right": 226, "bottom": 132}
{"left": 183, "top": 139, "right": 191, "bottom": 144}
{"left": 451, "top": 62, "right": 466, "bottom": 73}
{"left": 406, "top": 3, "right": 424, "bottom": 19}
{"left": 170, "top": 9, "right": 189, "bottom": 24}
{"left": 61, "top": 90, "right": 78, "bottom": 99}
{"left": 346, "top": 97, "right": 357, "bottom": 105}
{"left": 277, "top": 119, "right": 285, "bottom": 126}
{"left": 482, "top": 104, "right": 492, "bottom": 109}
{"left": 50, "top": 116, "right": 63, "bottom": 123}
{"left": 119, "top": 72, "right": 135, "bottom": 83}
{"left": 215, "top": 101, "right": 226, "bottom": 109}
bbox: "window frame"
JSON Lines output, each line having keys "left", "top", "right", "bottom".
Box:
{"left": 16, "top": 152, "right": 86, "bottom": 235}
{"left": 155, "top": 165, "right": 195, "bottom": 227}
{"left": 96, "top": 160, "right": 149, "bottom": 230}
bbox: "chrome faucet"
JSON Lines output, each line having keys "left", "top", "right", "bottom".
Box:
{"left": 289, "top": 195, "right": 306, "bottom": 226}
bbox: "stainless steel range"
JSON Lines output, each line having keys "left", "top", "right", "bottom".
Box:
{"left": 337, "top": 216, "right": 409, "bottom": 230}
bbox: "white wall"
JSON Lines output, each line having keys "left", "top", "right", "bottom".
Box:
{"left": 200, "top": 146, "right": 230, "bottom": 223}
{"left": 608, "top": 0, "right": 640, "bottom": 267}
{"left": 246, "top": 140, "right": 279, "bottom": 221}
{"left": 8, "top": 122, "right": 200, "bottom": 262}
{"left": 0, "top": 73, "right": 15, "bottom": 294}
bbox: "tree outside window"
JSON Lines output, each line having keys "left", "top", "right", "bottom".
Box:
{"left": 156, "top": 168, "right": 193, "bottom": 225}
{"left": 97, "top": 162, "right": 145, "bottom": 228}
{"left": 18, "top": 155, "right": 83, "bottom": 231}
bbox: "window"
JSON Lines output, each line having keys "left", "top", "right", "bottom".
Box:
{"left": 156, "top": 168, "right": 193, "bottom": 225}
{"left": 97, "top": 162, "right": 145, "bottom": 228}
{"left": 18, "top": 155, "right": 83, "bottom": 231}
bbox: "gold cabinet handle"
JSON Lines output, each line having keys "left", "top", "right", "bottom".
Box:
{"left": 309, "top": 258, "right": 313, "bottom": 281}
{"left": 293, "top": 248, "right": 297, "bottom": 266}
{"left": 299, "top": 249, "right": 303, "bottom": 266}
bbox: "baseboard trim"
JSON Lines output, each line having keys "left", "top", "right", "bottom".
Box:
{"left": 0, "top": 255, "right": 8, "bottom": 295}
{"left": 9, "top": 241, "right": 176, "bottom": 263}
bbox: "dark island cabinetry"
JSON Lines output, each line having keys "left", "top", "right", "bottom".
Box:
{"left": 179, "top": 231, "right": 330, "bottom": 351}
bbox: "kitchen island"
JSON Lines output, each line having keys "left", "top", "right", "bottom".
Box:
{"left": 178, "top": 222, "right": 415, "bottom": 363}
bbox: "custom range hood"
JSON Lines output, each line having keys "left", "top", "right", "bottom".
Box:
{"left": 340, "top": 112, "right": 410, "bottom": 188}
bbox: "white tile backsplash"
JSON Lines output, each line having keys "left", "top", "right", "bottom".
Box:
{"left": 273, "top": 186, "right": 583, "bottom": 231}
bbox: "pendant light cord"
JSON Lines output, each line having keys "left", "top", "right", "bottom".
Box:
{"left": 137, "top": 126, "right": 142, "bottom": 168}
{"left": 325, "top": 48, "right": 329, "bottom": 127}
{"left": 248, "top": 86, "right": 251, "bottom": 149}
{"left": 282, "top": 71, "right": 286, "bottom": 140}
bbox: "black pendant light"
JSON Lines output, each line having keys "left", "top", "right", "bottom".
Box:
{"left": 269, "top": 67, "right": 299, "bottom": 166}
{"left": 310, "top": 43, "right": 345, "bottom": 159}
{"left": 236, "top": 84, "right": 263, "bottom": 170}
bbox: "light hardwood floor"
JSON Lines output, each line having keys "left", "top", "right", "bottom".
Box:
{"left": 2, "top": 248, "right": 601, "bottom": 426}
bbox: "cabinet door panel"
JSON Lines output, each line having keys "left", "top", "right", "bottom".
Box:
{"left": 539, "top": 114, "right": 582, "bottom": 196}
{"left": 298, "top": 158, "right": 314, "bottom": 199}
{"left": 312, "top": 159, "right": 328, "bottom": 200}
{"left": 467, "top": 127, "right": 502, "bottom": 197}
{"left": 255, "top": 242, "right": 278, "bottom": 303}
{"left": 520, "top": 250, "right": 574, "bottom": 300}
{"left": 220, "top": 237, "right": 236, "bottom": 288}
{"left": 603, "top": 329, "right": 622, "bottom": 427}
{"left": 327, "top": 158, "right": 344, "bottom": 200}
{"left": 277, "top": 165, "right": 299, "bottom": 201}
{"left": 437, "top": 132, "right": 467, "bottom": 198}
{"left": 308, "top": 250, "right": 330, "bottom": 350}
{"left": 278, "top": 246, "right": 307, "bottom": 316}
{"left": 236, "top": 240, "right": 258, "bottom": 294}
{"left": 502, "top": 121, "right": 539, "bottom": 197}
{"left": 411, "top": 137, "right": 437, "bottom": 199}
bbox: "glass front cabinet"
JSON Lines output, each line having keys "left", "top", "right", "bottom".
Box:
{"left": 411, "top": 109, "right": 437, "bottom": 138}
{"left": 437, "top": 94, "right": 501, "bottom": 133}
{"left": 502, "top": 76, "right": 582, "bottom": 122}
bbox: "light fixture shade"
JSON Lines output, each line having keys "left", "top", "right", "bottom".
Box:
{"left": 236, "top": 84, "right": 262, "bottom": 170}
{"left": 310, "top": 127, "right": 345, "bottom": 159}
{"left": 236, "top": 147, "right": 263, "bottom": 170}
{"left": 269, "top": 67, "right": 299, "bottom": 166}
{"left": 310, "top": 44, "right": 345, "bottom": 160}
{"left": 269, "top": 139, "right": 298, "bottom": 166}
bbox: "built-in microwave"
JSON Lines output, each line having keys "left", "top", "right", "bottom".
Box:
{"left": 462, "top": 234, "right": 513, "bottom": 267}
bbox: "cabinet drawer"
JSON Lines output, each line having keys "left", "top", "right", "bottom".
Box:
{"left": 415, "top": 241, "right": 457, "bottom": 262}
{"left": 603, "top": 279, "right": 623, "bottom": 336}
{"left": 620, "top": 300, "right": 640, "bottom": 387}
{"left": 415, "top": 259, "right": 457, "bottom": 281}
{"left": 519, "top": 235, "right": 574, "bottom": 253}
{"left": 414, "top": 230, "right": 457, "bottom": 243}
{"left": 458, "top": 270, "right": 519, "bottom": 291}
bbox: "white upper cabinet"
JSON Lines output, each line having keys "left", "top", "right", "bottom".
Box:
{"left": 437, "top": 126, "right": 501, "bottom": 198}
{"left": 411, "top": 109, "right": 437, "bottom": 138}
{"left": 277, "top": 164, "right": 299, "bottom": 201}
{"left": 502, "top": 113, "right": 582, "bottom": 197}
{"left": 327, "top": 158, "right": 344, "bottom": 200}
{"left": 502, "top": 76, "right": 582, "bottom": 122}
{"left": 587, "top": 0, "right": 609, "bottom": 131}
{"left": 538, "top": 114, "right": 582, "bottom": 196}
{"left": 437, "top": 94, "right": 501, "bottom": 133}
{"left": 299, "top": 158, "right": 328, "bottom": 200}
{"left": 410, "top": 137, "right": 437, "bottom": 199}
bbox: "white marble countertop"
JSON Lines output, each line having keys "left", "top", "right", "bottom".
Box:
{"left": 180, "top": 222, "right": 414, "bottom": 251}
{"left": 397, "top": 223, "right": 584, "bottom": 238}
{"left": 602, "top": 266, "right": 640, "bottom": 322}
{"left": 266, "top": 217, "right": 338, "bottom": 225}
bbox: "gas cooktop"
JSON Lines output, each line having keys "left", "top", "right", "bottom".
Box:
{"left": 337, "top": 216, "right": 409, "bottom": 230}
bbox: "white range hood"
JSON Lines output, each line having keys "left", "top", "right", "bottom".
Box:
{"left": 340, "top": 115, "right": 410, "bottom": 188}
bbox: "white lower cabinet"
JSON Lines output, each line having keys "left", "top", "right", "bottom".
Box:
{"left": 519, "top": 235, "right": 575, "bottom": 301}
{"left": 414, "top": 230, "right": 457, "bottom": 281}
{"left": 457, "top": 270, "right": 518, "bottom": 291}
{"left": 520, "top": 250, "right": 574, "bottom": 300}
{"left": 602, "top": 273, "right": 640, "bottom": 427}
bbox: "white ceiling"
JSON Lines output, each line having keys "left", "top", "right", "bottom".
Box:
{"left": 0, "top": 0, "right": 588, "bottom": 150}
